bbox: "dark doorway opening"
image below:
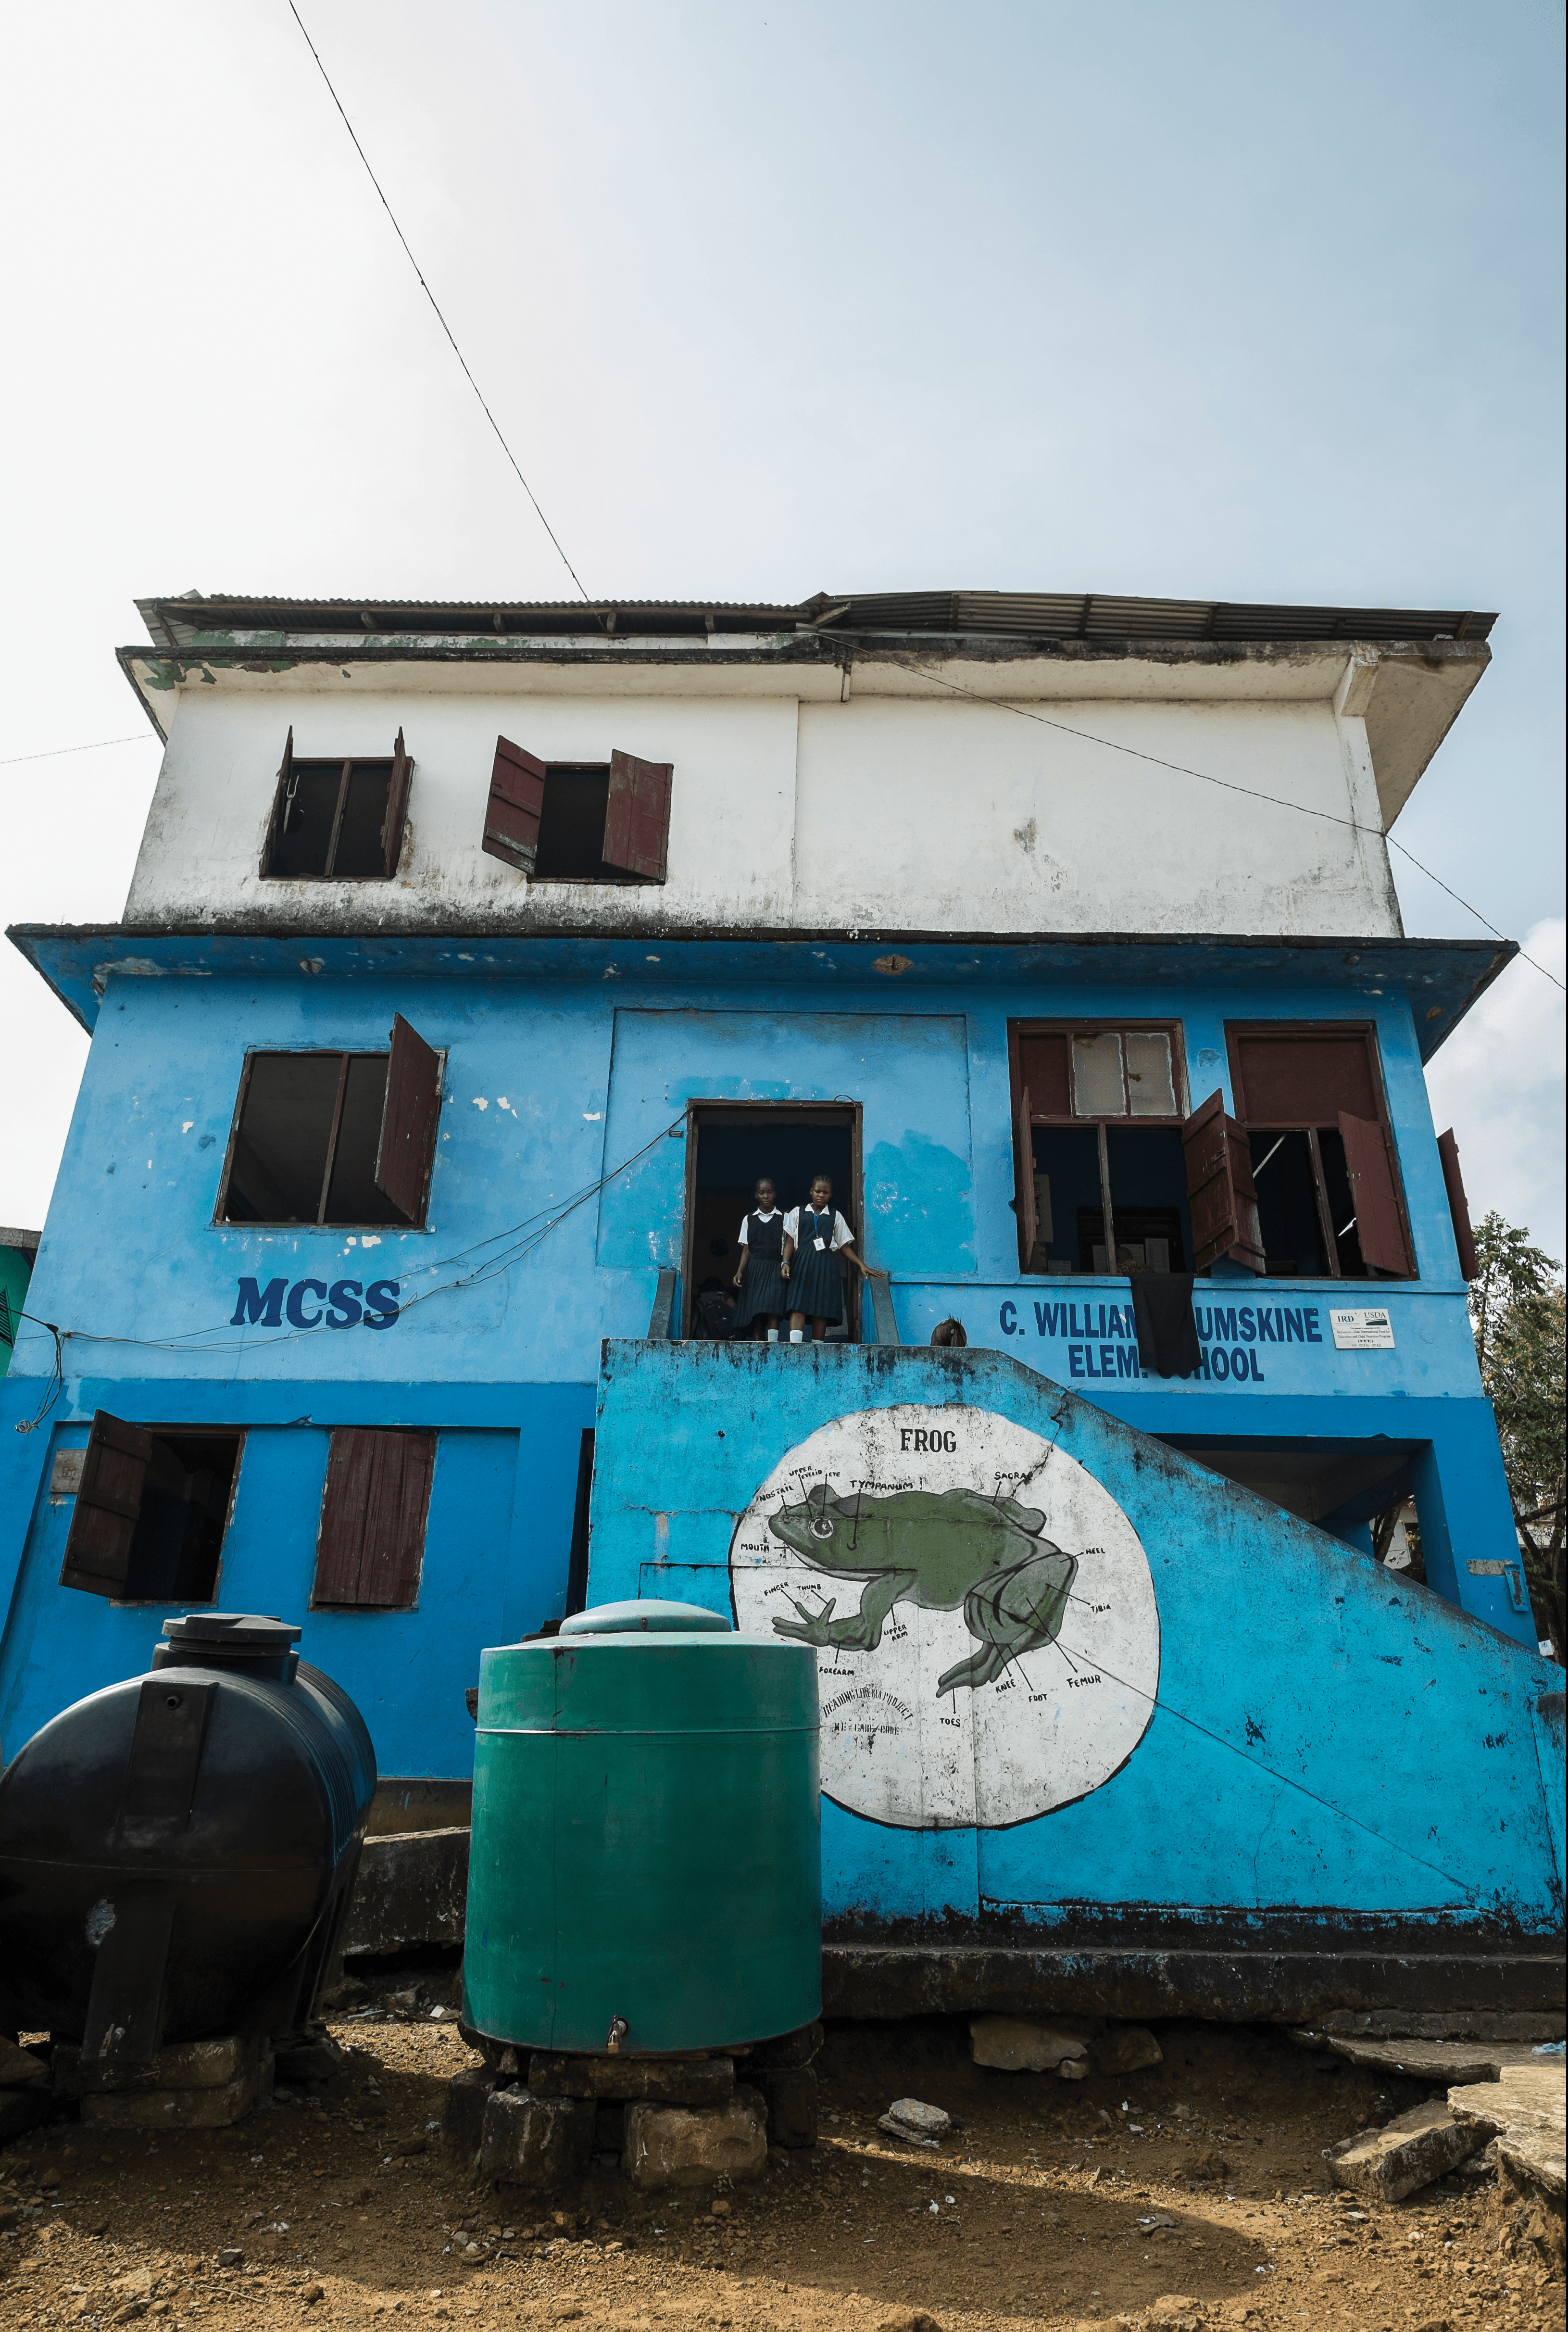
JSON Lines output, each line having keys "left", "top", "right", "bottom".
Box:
{"left": 683, "top": 1102, "right": 861, "bottom": 1339}
{"left": 1158, "top": 1432, "right": 1420, "bottom": 1558}
{"left": 565, "top": 1430, "right": 595, "bottom": 1616}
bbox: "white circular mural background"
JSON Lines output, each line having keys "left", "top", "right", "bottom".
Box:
{"left": 729, "top": 1404, "right": 1160, "bottom": 1830}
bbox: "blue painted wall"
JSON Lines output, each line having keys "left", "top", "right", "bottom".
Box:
{"left": 585, "top": 1341, "right": 1565, "bottom": 1941}
{"left": 0, "top": 941, "right": 1541, "bottom": 1789}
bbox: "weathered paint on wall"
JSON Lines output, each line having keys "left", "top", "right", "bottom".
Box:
{"left": 585, "top": 1342, "right": 1565, "bottom": 1944}
{"left": 0, "top": 1381, "right": 590, "bottom": 1776}
{"left": 122, "top": 681, "right": 1403, "bottom": 940}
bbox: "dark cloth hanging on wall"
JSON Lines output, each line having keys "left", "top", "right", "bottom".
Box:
{"left": 1130, "top": 1274, "right": 1201, "bottom": 1378}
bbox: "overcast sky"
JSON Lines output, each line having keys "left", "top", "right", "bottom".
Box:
{"left": 1, "top": 0, "right": 1562, "bottom": 1253}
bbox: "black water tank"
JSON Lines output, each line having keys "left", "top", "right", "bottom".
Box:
{"left": 0, "top": 1614, "right": 376, "bottom": 2056}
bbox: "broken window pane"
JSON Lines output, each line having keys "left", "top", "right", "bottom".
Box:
{"left": 1071, "top": 1032, "right": 1125, "bottom": 1116}
{"left": 263, "top": 758, "right": 394, "bottom": 881}
{"left": 332, "top": 764, "right": 395, "bottom": 878}
{"left": 267, "top": 764, "right": 346, "bottom": 880}
{"left": 1125, "top": 1030, "right": 1176, "bottom": 1117}
{"left": 223, "top": 1054, "right": 341, "bottom": 1222}
{"left": 324, "top": 1056, "right": 409, "bottom": 1227}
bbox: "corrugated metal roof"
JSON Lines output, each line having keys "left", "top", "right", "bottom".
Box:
{"left": 134, "top": 589, "right": 1497, "bottom": 651}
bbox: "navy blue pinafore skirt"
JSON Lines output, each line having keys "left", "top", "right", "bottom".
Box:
{"left": 734, "top": 1211, "right": 788, "bottom": 1327}
{"left": 788, "top": 1207, "right": 843, "bottom": 1323}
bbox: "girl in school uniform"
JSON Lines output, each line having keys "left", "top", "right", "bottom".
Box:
{"left": 782, "top": 1173, "right": 886, "bottom": 1342}
{"left": 732, "top": 1177, "right": 789, "bottom": 1340}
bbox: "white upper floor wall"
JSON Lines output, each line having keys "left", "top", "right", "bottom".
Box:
{"left": 118, "top": 614, "right": 1490, "bottom": 942}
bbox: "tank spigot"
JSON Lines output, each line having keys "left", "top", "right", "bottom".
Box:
{"left": 606, "top": 2016, "right": 629, "bottom": 2053}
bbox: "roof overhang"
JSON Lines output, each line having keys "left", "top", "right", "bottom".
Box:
{"left": 118, "top": 617, "right": 1492, "bottom": 832}
{"left": 8, "top": 921, "right": 1514, "bottom": 1058}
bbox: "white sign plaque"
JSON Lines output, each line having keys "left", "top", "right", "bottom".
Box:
{"left": 1330, "top": 1308, "right": 1396, "bottom": 1350}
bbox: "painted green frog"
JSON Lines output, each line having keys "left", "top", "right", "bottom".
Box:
{"left": 767, "top": 1484, "right": 1078, "bottom": 1695}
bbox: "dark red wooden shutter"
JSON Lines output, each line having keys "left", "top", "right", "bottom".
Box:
{"left": 483, "top": 736, "right": 546, "bottom": 872}
{"left": 1230, "top": 1031, "right": 1379, "bottom": 1125}
{"left": 312, "top": 1427, "right": 435, "bottom": 1609}
{"left": 1437, "top": 1127, "right": 1479, "bottom": 1281}
{"left": 375, "top": 1014, "right": 443, "bottom": 1225}
{"left": 261, "top": 726, "right": 295, "bottom": 875}
{"left": 603, "top": 750, "right": 673, "bottom": 881}
{"left": 60, "top": 1411, "right": 153, "bottom": 1596}
{"left": 358, "top": 1431, "right": 436, "bottom": 1608}
{"left": 1181, "top": 1091, "right": 1265, "bottom": 1275}
{"left": 1016, "top": 1032, "right": 1070, "bottom": 1119}
{"left": 380, "top": 728, "right": 413, "bottom": 877}
{"left": 1014, "top": 1084, "right": 1038, "bottom": 1271}
{"left": 1340, "top": 1112, "right": 1415, "bottom": 1277}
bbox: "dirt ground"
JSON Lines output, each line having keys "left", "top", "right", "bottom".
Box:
{"left": 2, "top": 1973, "right": 1561, "bottom": 2332}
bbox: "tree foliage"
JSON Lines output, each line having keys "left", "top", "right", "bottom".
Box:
{"left": 1469, "top": 1211, "right": 1566, "bottom": 1659}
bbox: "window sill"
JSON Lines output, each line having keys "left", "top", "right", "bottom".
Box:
{"left": 212, "top": 1221, "right": 430, "bottom": 1234}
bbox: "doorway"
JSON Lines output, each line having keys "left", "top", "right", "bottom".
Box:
{"left": 682, "top": 1102, "right": 862, "bottom": 1338}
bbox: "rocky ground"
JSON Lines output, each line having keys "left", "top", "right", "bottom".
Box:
{"left": 2, "top": 1975, "right": 1561, "bottom": 2332}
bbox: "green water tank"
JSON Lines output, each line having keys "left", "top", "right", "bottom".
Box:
{"left": 463, "top": 1601, "right": 821, "bottom": 2055}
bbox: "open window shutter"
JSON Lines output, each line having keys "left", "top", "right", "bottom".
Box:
{"left": 1181, "top": 1090, "right": 1265, "bottom": 1274}
{"left": 380, "top": 728, "right": 413, "bottom": 877}
{"left": 312, "top": 1427, "right": 434, "bottom": 1609}
{"left": 1339, "top": 1112, "right": 1415, "bottom": 1277}
{"left": 482, "top": 736, "right": 546, "bottom": 872}
{"left": 603, "top": 750, "right": 674, "bottom": 881}
{"left": 1014, "top": 1084, "right": 1038, "bottom": 1271}
{"left": 1436, "top": 1127, "right": 1479, "bottom": 1281}
{"left": 375, "top": 1014, "right": 443, "bottom": 1224}
{"left": 60, "top": 1411, "right": 153, "bottom": 1596}
{"left": 261, "top": 727, "right": 295, "bottom": 875}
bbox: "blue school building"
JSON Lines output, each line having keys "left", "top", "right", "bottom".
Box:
{"left": 1, "top": 588, "right": 1559, "bottom": 2016}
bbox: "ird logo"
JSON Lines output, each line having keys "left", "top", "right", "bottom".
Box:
{"left": 229, "top": 1276, "right": 402, "bottom": 1330}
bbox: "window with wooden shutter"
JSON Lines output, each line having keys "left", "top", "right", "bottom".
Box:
{"left": 483, "top": 742, "right": 673, "bottom": 882}
{"left": 312, "top": 1428, "right": 436, "bottom": 1610}
{"left": 602, "top": 749, "right": 674, "bottom": 882}
{"left": 60, "top": 1418, "right": 240, "bottom": 1602}
{"left": 483, "top": 736, "right": 547, "bottom": 872}
{"left": 375, "top": 1015, "right": 443, "bottom": 1225}
{"left": 1225, "top": 1023, "right": 1413, "bottom": 1279}
{"left": 59, "top": 1412, "right": 153, "bottom": 1597}
{"left": 1437, "top": 1127, "right": 1479, "bottom": 1280}
{"left": 261, "top": 730, "right": 412, "bottom": 881}
{"left": 218, "top": 1021, "right": 443, "bottom": 1229}
{"left": 1181, "top": 1091, "right": 1266, "bottom": 1275}
{"left": 1009, "top": 1020, "right": 1190, "bottom": 1276}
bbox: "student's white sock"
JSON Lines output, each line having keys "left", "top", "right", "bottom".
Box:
{"left": 766, "top": 1328, "right": 779, "bottom": 1343}
{"left": 790, "top": 1329, "right": 804, "bottom": 1343}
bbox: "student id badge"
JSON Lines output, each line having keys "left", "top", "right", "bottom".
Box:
{"left": 813, "top": 1235, "right": 827, "bottom": 1251}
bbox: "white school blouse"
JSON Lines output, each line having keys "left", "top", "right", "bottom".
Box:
{"left": 782, "top": 1207, "right": 855, "bottom": 1251}
{"left": 736, "top": 1209, "right": 782, "bottom": 1246}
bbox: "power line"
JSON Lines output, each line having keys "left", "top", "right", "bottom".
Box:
{"left": 284, "top": 1, "right": 599, "bottom": 618}
{"left": 869, "top": 645, "right": 1565, "bottom": 995}
{"left": 1, "top": 734, "right": 155, "bottom": 766}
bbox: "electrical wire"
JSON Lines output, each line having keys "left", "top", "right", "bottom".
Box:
{"left": 861, "top": 644, "right": 1565, "bottom": 994}
{"left": 284, "top": 1, "right": 600, "bottom": 619}
{"left": 10, "top": 1110, "right": 688, "bottom": 1377}
{"left": 1, "top": 735, "right": 155, "bottom": 766}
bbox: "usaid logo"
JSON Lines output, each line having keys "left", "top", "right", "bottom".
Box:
{"left": 229, "top": 1277, "right": 401, "bottom": 1331}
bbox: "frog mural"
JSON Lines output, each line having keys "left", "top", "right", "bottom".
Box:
{"left": 729, "top": 1405, "right": 1160, "bottom": 1830}
{"left": 766, "top": 1486, "right": 1078, "bottom": 1697}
